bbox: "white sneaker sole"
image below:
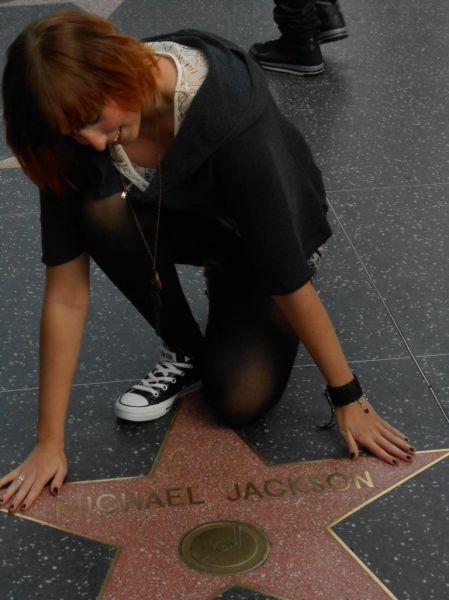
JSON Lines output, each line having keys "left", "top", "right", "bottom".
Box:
{"left": 114, "top": 381, "right": 202, "bottom": 422}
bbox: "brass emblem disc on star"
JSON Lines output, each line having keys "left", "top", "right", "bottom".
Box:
{"left": 179, "top": 520, "right": 270, "bottom": 574}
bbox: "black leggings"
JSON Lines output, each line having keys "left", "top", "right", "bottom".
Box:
{"left": 81, "top": 191, "right": 299, "bottom": 427}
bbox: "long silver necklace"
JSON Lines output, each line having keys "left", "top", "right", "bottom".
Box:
{"left": 119, "top": 117, "right": 163, "bottom": 292}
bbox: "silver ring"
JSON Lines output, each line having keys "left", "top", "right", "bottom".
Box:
{"left": 16, "top": 475, "right": 25, "bottom": 484}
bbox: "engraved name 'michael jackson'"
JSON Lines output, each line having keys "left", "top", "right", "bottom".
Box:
{"left": 55, "top": 471, "right": 374, "bottom": 518}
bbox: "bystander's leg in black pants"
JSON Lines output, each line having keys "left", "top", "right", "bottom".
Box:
{"left": 274, "top": 0, "right": 348, "bottom": 44}
{"left": 273, "top": 0, "right": 319, "bottom": 43}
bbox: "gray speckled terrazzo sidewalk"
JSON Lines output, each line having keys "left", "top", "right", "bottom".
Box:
{"left": 0, "top": 1, "right": 448, "bottom": 599}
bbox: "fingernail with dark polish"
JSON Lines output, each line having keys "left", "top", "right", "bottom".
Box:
{"left": 350, "top": 452, "right": 356, "bottom": 459}
{"left": 409, "top": 447, "right": 416, "bottom": 453}
{"left": 52, "top": 487, "right": 59, "bottom": 496}
{"left": 20, "top": 504, "right": 26, "bottom": 511}
{"left": 392, "top": 459, "right": 398, "bottom": 465}
{"left": 0, "top": 497, "right": 4, "bottom": 505}
{"left": 404, "top": 437, "right": 409, "bottom": 441}
{"left": 406, "top": 455, "right": 412, "bottom": 460}
{"left": 8, "top": 504, "right": 14, "bottom": 511}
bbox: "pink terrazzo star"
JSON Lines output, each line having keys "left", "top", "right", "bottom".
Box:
{"left": 10, "top": 395, "right": 449, "bottom": 600}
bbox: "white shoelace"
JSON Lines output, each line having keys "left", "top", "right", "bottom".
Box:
{"left": 132, "top": 359, "right": 193, "bottom": 397}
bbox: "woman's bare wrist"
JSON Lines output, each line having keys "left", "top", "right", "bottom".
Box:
{"left": 36, "top": 434, "right": 65, "bottom": 450}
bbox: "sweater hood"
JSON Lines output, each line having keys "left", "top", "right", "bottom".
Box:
{"left": 87, "top": 30, "right": 270, "bottom": 197}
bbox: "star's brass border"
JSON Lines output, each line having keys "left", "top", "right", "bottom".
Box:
{"left": 326, "top": 449, "right": 449, "bottom": 600}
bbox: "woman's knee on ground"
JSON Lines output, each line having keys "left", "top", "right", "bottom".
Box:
{"left": 202, "top": 353, "right": 282, "bottom": 427}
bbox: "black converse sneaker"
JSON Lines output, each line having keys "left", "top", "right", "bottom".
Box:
{"left": 114, "top": 345, "right": 201, "bottom": 422}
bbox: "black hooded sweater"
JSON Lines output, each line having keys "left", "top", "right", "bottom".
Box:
{"left": 40, "top": 30, "right": 332, "bottom": 295}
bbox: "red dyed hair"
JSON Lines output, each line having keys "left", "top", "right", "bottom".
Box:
{"left": 2, "top": 11, "right": 159, "bottom": 194}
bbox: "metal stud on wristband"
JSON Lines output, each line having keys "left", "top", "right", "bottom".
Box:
{"left": 325, "top": 374, "right": 363, "bottom": 406}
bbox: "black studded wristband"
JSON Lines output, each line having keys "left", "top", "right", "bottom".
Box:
{"left": 325, "top": 374, "right": 364, "bottom": 406}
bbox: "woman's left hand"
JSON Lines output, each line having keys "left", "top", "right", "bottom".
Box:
{"left": 335, "top": 398, "right": 415, "bottom": 465}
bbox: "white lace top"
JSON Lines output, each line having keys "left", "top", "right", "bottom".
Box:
{"left": 110, "top": 42, "right": 208, "bottom": 191}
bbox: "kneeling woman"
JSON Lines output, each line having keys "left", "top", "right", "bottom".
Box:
{"left": 0, "top": 11, "right": 413, "bottom": 512}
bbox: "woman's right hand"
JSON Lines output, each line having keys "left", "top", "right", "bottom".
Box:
{"left": 0, "top": 442, "right": 67, "bottom": 513}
